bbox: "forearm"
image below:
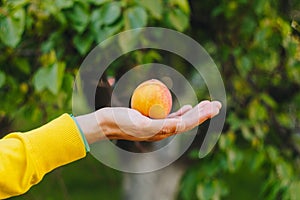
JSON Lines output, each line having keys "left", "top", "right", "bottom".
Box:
{"left": 0, "top": 114, "right": 86, "bottom": 199}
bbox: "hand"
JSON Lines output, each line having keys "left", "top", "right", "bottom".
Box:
{"left": 76, "top": 100, "right": 222, "bottom": 144}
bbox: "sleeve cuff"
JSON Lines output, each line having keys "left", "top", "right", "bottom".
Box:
{"left": 70, "top": 114, "right": 90, "bottom": 153}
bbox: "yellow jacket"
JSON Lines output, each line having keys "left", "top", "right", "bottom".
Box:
{"left": 0, "top": 114, "right": 87, "bottom": 199}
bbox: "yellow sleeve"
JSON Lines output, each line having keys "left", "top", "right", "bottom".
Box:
{"left": 0, "top": 114, "right": 87, "bottom": 199}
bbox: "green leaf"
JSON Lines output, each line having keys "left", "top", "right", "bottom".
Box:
{"left": 102, "top": 2, "right": 121, "bottom": 25}
{"left": 197, "top": 180, "right": 228, "bottom": 200}
{"left": 41, "top": 31, "right": 61, "bottom": 53}
{"left": 292, "top": 20, "right": 300, "bottom": 33}
{"left": 248, "top": 99, "right": 267, "bottom": 122}
{"left": 33, "top": 68, "right": 47, "bottom": 92}
{"left": 87, "top": 0, "right": 110, "bottom": 6}
{"left": 266, "top": 146, "right": 279, "bottom": 163}
{"left": 218, "top": 133, "right": 233, "bottom": 150}
{"left": 91, "top": 5, "right": 124, "bottom": 43}
{"left": 55, "top": 0, "right": 73, "bottom": 9}
{"left": 118, "top": 28, "right": 140, "bottom": 53}
{"left": 72, "top": 77, "right": 93, "bottom": 114}
{"left": 260, "top": 93, "right": 276, "bottom": 108}
{"left": 66, "top": 3, "right": 90, "bottom": 33}
{"left": 167, "top": 8, "right": 189, "bottom": 32}
{"left": 265, "top": 182, "right": 282, "bottom": 200}
{"left": 53, "top": 12, "right": 67, "bottom": 26}
{"left": 241, "top": 125, "right": 253, "bottom": 141}
{"left": 200, "top": 160, "right": 223, "bottom": 177}
{"left": 254, "top": 124, "right": 265, "bottom": 139}
{"left": 226, "top": 148, "right": 243, "bottom": 172}
{"left": 197, "top": 182, "right": 214, "bottom": 200}
{"left": 13, "top": 58, "right": 31, "bottom": 75}
{"left": 73, "top": 33, "right": 94, "bottom": 55}
{"left": 291, "top": 134, "right": 300, "bottom": 152}
{"left": 91, "top": 8, "right": 105, "bottom": 31}
{"left": 91, "top": 19, "right": 124, "bottom": 44}
{"left": 276, "top": 161, "right": 293, "bottom": 184}
{"left": 180, "top": 170, "right": 198, "bottom": 200}
{"left": 93, "top": 28, "right": 110, "bottom": 44}
{"left": 0, "top": 71, "right": 5, "bottom": 88}
{"left": 48, "top": 62, "right": 66, "bottom": 94}
{"left": 289, "top": 181, "right": 300, "bottom": 200}
{"left": 170, "top": 0, "right": 190, "bottom": 14}
{"left": 5, "top": 0, "right": 29, "bottom": 8}
{"left": 33, "top": 62, "right": 66, "bottom": 94}
{"left": 249, "top": 151, "right": 265, "bottom": 171}
{"left": 137, "top": 0, "right": 163, "bottom": 19}
{"left": 254, "top": 0, "right": 268, "bottom": 15}
{"left": 254, "top": 28, "right": 268, "bottom": 46}
{"left": 0, "top": 8, "right": 25, "bottom": 47}
{"left": 61, "top": 73, "right": 74, "bottom": 95}
{"left": 276, "top": 112, "right": 293, "bottom": 128}
{"left": 124, "top": 6, "right": 148, "bottom": 29}
{"left": 104, "top": 19, "right": 124, "bottom": 36}
{"left": 236, "top": 55, "right": 252, "bottom": 77}
{"left": 212, "top": 5, "right": 224, "bottom": 17}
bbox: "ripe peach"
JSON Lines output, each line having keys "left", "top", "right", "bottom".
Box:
{"left": 131, "top": 79, "right": 172, "bottom": 119}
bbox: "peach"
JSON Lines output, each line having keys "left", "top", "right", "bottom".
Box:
{"left": 131, "top": 79, "right": 172, "bottom": 119}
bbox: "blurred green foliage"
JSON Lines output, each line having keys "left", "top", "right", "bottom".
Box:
{"left": 0, "top": 0, "right": 189, "bottom": 132}
{"left": 1, "top": 0, "right": 300, "bottom": 199}
{"left": 179, "top": 0, "right": 300, "bottom": 200}
{"left": 0, "top": 0, "right": 190, "bottom": 199}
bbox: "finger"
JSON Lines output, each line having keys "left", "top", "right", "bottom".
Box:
{"left": 194, "top": 101, "right": 221, "bottom": 124}
{"left": 212, "top": 100, "right": 222, "bottom": 110}
{"left": 198, "top": 100, "right": 211, "bottom": 106}
{"left": 149, "top": 101, "right": 221, "bottom": 140}
{"left": 167, "top": 105, "right": 193, "bottom": 118}
{"left": 142, "top": 101, "right": 222, "bottom": 141}
{"left": 167, "top": 100, "right": 211, "bottom": 118}
{"left": 177, "top": 101, "right": 222, "bottom": 132}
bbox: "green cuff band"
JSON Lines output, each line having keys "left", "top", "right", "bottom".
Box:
{"left": 70, "top": 114, "right": 90, "bottom": 153}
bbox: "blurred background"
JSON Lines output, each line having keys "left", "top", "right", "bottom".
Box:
{"left": 1, "top": 0, "right": 300, "bottom": 199}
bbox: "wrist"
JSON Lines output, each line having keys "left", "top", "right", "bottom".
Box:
{"left": 74, "top": 112, "right": 106, "bottom": 144}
